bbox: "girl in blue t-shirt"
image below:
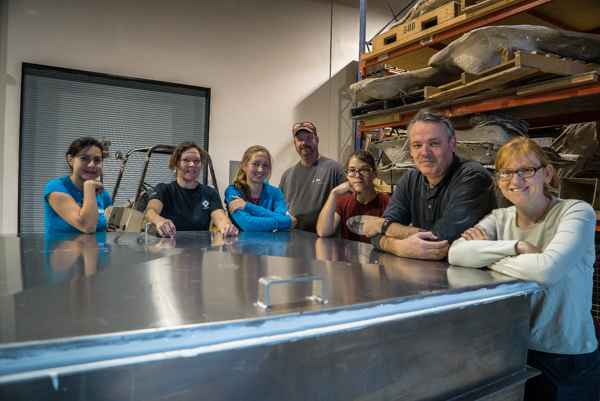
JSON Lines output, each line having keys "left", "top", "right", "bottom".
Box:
{"left": 44, "top": 137, "right": 112, "bottom": 233}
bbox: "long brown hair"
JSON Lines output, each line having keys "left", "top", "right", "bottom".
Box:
{"left": 233, "top": 145, "right": 273, "bottom": 201}
{"left": 494, "top": 136, "right": 556, "bottom": 198}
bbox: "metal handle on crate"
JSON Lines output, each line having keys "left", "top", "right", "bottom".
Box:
{"left": 257, "top": 275, "right": 325, "bottom": 309}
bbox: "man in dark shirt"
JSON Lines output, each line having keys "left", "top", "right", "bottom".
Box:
{"left": 364, "top": 109, "right": 496, "bottom": 260}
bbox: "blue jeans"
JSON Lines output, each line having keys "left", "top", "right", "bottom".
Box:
{"left": 525, "top": 348, "right": 600, "bottom": 401}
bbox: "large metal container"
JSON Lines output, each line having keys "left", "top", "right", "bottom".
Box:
{"left": 0, "top": 232, "right": 540, "bottom": 400}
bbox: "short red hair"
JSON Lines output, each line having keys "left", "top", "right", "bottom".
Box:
{"left": 494, "top": 136, "right": 555, "bottom": 198}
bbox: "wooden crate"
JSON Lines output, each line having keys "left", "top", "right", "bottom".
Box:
{"left": 560, "top": 178, "right": 600, "bottom": 209}
{"left": 462, "top": 0, "right": 506, "bottom": 12}
{"left": 372, "top": 2, "right": 461, "bottom": 52}
{"left": 362, "top": 0, "right": 527, "bottom": 63}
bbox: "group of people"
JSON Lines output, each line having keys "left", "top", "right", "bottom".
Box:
{"left": 44, "top": 109, "right": 598, "bottom": 400}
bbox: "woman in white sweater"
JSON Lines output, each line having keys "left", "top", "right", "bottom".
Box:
{"left": 448, "top": 137, "right": 599, "bottom": 401}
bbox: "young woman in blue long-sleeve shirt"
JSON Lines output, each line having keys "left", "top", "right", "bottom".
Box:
{"left": 225, "top": 146, "right": 297, "bottom": 232}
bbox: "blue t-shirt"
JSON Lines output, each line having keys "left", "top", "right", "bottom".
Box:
{"left": 44, "top": 176, "right": 112, "bottom": 233}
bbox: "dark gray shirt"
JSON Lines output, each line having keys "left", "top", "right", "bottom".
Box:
{"left": 279, "top": 156, "right": 346, "bottom": 233}
{"left": 371, "top": 155, "right": 497, "bottom": 250}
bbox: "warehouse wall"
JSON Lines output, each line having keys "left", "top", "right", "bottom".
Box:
{"left": 0, "top": 0, "right": 397, "bottom": 233}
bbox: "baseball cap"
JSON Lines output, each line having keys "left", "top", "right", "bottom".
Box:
{"left": 292, "top": 121, "right": 317, "bottom": 137}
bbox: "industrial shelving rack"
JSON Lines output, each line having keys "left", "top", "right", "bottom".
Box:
{"left": 353, "top": 0, "right": 600, "bottom": 137}
{"left": 354, "top": 0, "right": 600, "bottom": 326}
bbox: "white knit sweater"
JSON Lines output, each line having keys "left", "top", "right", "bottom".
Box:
{"left": 449, "top": 198, "right": 597, "bottom": 354}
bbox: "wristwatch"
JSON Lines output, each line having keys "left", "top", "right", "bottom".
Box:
{"left": 381, "top": 219, "right": 392, "bottom": 236}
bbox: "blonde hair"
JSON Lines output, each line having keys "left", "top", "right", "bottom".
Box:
{"left": 494, "top": 136, "right": 556, "bottom": 198}
{"left": 233, "top": 146, "right": 273, "bottom": 201}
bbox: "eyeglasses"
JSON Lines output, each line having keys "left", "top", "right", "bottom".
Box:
{"left": 293, "top": 122, "right": 316, "bottom": 133}
{"left": 346, "top": 167, "right": 373, "bottom": 177}
{"left": 496, "top": 166, "right": 543, "bottom": 181}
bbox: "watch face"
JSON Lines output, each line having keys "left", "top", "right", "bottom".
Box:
{"left": 381, "top": 219, "right": 391, "bottom": 235}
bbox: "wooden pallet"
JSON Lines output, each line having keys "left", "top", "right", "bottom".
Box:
{"left": 516, "top": 72, "right": 598, "bottom": 96}
{"left": 364, "top": 114, "right": 403, "bottom": 127}
{"left": 351, "top": 99, "right": 406, "bottom": 117}
{"left": 372, "top": 2, "right": 461, "bottom": 52}
{"left": 424, "top": 51, "right": 600, "bottom": 102}
{"left": 350, "top": 72, "right": 600, "bottom": 125}
{"left": 351, "top": 90, "right": 423, "bottom": 117}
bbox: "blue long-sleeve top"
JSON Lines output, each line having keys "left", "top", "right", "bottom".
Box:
{"left": 224, "top": 182, "right": 293, "bottom": 232}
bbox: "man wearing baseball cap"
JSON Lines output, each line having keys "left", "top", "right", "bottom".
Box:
{"left": 279, "top": 121, "right": 346, "bottom": 233}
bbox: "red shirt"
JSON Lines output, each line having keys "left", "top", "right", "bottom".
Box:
{"left": 335, "top": 192, "right": 390, "bottom": 243}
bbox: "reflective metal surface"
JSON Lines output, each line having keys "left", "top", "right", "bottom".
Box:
{"left": 0, "top": 231, "right": 542, "bottom": 400}
{"left": 0, "top": 232, "right": 210, "bottom": 298}
{"left": 215, "top": 230, "right": 377, "bottom": 263}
